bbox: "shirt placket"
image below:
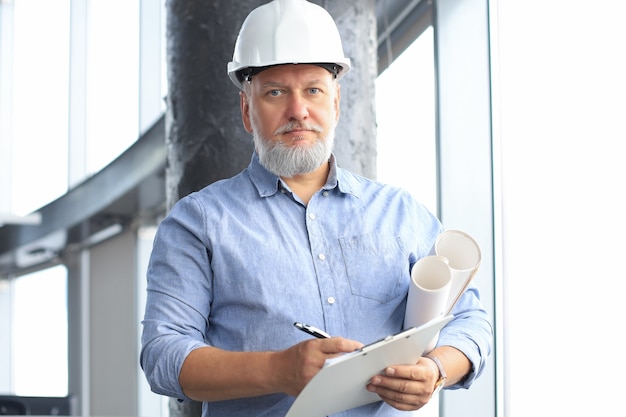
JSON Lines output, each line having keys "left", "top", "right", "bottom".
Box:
{"left": 305, "top": 190, "right": 343, "bottom": 335}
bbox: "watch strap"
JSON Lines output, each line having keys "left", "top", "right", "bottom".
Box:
{"left": 425, "top": 354, "right": 447, "bottom": 395}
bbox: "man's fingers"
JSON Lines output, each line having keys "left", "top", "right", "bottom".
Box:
{"left": 319, "top": 337, "right": 363, "bottom": 354}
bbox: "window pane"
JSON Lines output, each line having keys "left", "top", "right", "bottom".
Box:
{"left": 11, "top": 0, "right": 70, "bottom": 215}
{"left": 86, "top": 0, "right": 139, "bottom": 175}
{"left": 13, "top": 265, "right": 68, "bottom": 396}
{"left": 376, "top": 27, "right": 437, "bottom": 215}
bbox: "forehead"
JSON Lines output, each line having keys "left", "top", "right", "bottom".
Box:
{"left": 253, "top": 64, "right": 333, "bottom": 86}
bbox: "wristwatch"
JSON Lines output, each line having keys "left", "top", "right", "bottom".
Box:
{"left": 425, "top": 354, "right": 447, "bottom": 396}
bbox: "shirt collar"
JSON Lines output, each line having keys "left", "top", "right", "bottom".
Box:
{"left": 248, "top": 152, "right": 281, "bottom": 198}
{"left": 247, "top": 152, "right": 362, "bottom": 199}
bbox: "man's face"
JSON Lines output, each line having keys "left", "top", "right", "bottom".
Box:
{"left": 240, "top": 64, "right": 340, "bottom": 177}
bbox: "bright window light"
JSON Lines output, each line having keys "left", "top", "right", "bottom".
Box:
{"left": 13, "top": 266, "right": 68, "bottom": 396}
{"left": 376, "top": 27, "right": 437, "bottom": 215}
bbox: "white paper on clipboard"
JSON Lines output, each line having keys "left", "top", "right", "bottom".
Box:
{"left": 285, "top": 314, "right": 454, "bottom": 417}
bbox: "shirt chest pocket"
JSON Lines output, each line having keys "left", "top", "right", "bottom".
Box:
{"left": 339, "top": 234, "right": 407, "bottom": 303}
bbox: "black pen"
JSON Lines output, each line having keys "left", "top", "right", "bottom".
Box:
{"left": 293, "top": 322, "right": 331, "bottom": 339}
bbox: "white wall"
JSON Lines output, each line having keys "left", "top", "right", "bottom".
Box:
{"left": 493, "top": 1, "right": 626, "bottom": 416}
{"left": 89, "top": 231, "right": 138, "bottom": 416}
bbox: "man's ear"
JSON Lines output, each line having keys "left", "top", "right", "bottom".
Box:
{"left": 240, "top": 91, "right": 253, "bottom": 133}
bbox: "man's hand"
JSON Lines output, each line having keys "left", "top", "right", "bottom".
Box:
{"left": 365, "top": 356, "right": 440, "bottom": 411}
{"left": 366, "top": 346, "right": 471, "bottom": 411}
{"left": 274, "top": 337, "right": 364, "bottom": 397}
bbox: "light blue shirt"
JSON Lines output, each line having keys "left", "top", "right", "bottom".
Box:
{"left": 141, "top": 153, "right": 492, "bottom": 417}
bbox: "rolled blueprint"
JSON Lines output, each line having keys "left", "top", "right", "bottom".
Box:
{"left": 434, "top": 229, "right": 482, "bottom": 314}
{"left": 404, "top": 255, "right": 452, "bottom": 329}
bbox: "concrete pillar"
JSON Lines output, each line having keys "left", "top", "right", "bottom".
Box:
{"left": 323, "top": 0, "right": 378, "bottom": 178}
{"left": 165, "top": 0, "right": 261, "bottom": 210}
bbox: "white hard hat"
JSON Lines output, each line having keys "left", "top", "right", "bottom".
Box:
{"left": 227, "top": 0, "right": 351, "bottom": 90}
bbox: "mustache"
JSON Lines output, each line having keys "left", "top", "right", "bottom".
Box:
{"left": 274, "top": 121, "right": 324, "bottom": 135}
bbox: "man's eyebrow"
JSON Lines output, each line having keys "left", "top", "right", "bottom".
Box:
{"left": 306, "top": 79, "right": 327, "bottom": 86}
{"left": 259, "top": 81, "right": 282, "bottom": 88}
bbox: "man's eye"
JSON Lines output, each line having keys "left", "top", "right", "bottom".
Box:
{"left": 308, "top": 88, "right": 320, "bottom": 94}
{"left": 268, "top": 90, "right": 282, "bottom": 97}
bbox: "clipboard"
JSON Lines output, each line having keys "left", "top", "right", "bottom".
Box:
{"left": 285, "top": 314, "right": 454, "bottom": 417}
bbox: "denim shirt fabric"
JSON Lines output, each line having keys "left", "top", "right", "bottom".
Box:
{"left": 140, "top": 153, "right": 492, "bottom": 417}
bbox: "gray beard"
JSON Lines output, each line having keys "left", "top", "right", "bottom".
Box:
{"left": 253, "top": 125, "right": 335, "bottom": 178}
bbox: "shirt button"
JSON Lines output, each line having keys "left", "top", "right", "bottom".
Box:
{"left": 327, "top": 296, "right": 336, "bottom": 304}
{"left": 322, "top": 191, "right": 329, "bottom": 197}
{"left": 309, "top": 213, "right": 316, "bottom": 220}
{"left": 318, "top": 253, "right": 326, "bottom": 261}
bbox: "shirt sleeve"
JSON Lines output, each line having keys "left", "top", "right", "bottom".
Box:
{"left": 140, "top": 195, "right": 213, "bottom": 400}
{"left": 436, "top": 284, "right": 493, "bottom": 389}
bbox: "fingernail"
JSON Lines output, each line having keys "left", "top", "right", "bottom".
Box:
{"left": 386, "top": 367, "right": 395, "bottom": 375}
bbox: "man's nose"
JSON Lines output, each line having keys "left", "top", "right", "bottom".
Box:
{"left": 286, "top": 93, "right": 309, "bottom": 120}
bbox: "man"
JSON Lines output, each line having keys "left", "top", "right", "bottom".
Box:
{"left": 140, "top": 1, "right": 492, "bottom": 416}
